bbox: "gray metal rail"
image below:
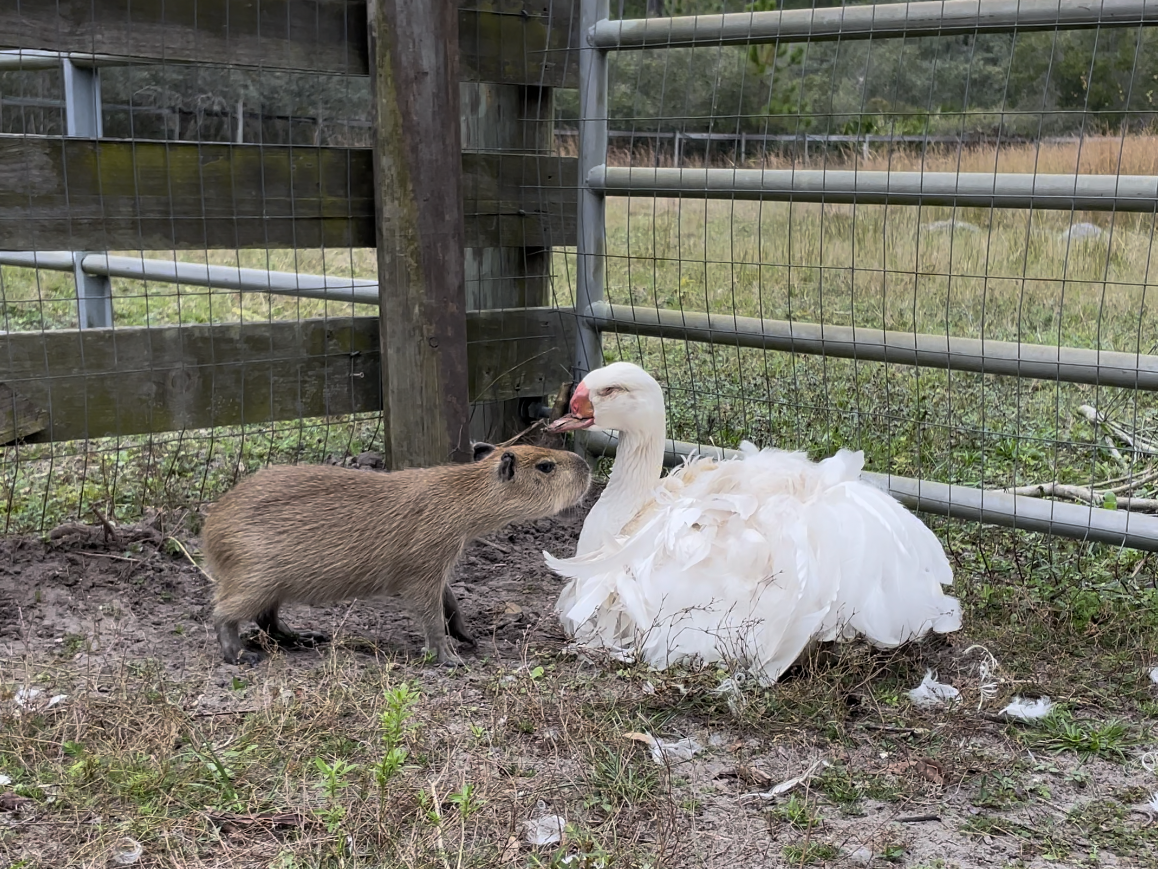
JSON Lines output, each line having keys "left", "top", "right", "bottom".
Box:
{"left": 0, "top": 252, "right": 380, "bottom": 305}
{"left": 587, "top": 166, "right": 1158, "bottom": 212}
{"left": 591, "top": 0, "right": 1158, "bottom": 49}
{"left": 575, "top": 0, "right": 610, "bottom": 380}
{"left": 586, "top": 301, "right": 1158, "bottom": 391}
{"left": 581, "top": 430, "right": 1158, "bottom": 552}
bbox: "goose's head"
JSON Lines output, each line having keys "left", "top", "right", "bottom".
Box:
{"left": 548, "top": 362, "right": 666, "bottom": 435}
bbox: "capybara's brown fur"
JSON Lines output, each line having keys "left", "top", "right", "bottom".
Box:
{"left": 202, "top": 444, "right": 591, "bottom": 665}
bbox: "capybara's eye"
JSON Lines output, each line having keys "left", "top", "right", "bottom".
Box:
{"left": 536, "top": 461, "right": 556, "bottom": 474}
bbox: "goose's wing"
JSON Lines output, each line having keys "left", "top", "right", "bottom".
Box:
{"left": 546, "top": 444, "right": 960, "bottom": 683}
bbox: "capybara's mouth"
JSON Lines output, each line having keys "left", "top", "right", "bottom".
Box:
{"left": 547, "top": 413, "right": 595, "bottom": 432}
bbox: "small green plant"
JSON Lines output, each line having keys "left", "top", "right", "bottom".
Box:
{"left": 1023, "top": 711, "right": 1133, "bottom": 760}
{"left": 773, "top": 794, "right": 821, "bottom": 831}
{"left": 880, "top": 843, "right": 907, "bottom": 862}
{"left": 782, "top": 842, "right": 840, "bottom": 864}
{"left": 375, "top": 682, "right": 421, "bottom": 788}
{"left": 585, "top": 745, "right": 661, "bottom": 812}
{"left": 314, "top": 757, "right": 358, "bottom": 800}
{"left": 447, "top": 782, "right": 484, "bottom": 817}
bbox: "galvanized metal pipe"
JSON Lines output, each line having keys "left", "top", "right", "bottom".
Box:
{"left": 590, "top": 0, "right": 1158, "bottom": 49}
{"left": 581, "top": 430, "right": 1158, "bottom": 551}
{"left": 0, "top": 49, "right": 127, "bottom": 70}
{"left": 0, "top": 251, "right": 78, "bottom": 271}
{"left": 575, "top": 0, "right": 610, "bottom": 380}
{"left": 83, "top": 255, "right": 381, "bottom": 305}
{"left": 587, "top": 166, "right": 1158, "bottom": 212}
{"left": 62, "top": 59, "right": 114, "bottom": 330}
{"left": 586, "top": 301, "right": 1158, "bottom": 391}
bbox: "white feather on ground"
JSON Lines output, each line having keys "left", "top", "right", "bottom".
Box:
{"left": 907, "top": 670, "right": 961, "bottom": 708}
{"left": 999, "top": 696, "right": 1054, "bottom": 722}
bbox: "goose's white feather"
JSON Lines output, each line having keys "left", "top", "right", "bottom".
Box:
{"left": 544, "top": 362, "right": 961, "bottom": 684}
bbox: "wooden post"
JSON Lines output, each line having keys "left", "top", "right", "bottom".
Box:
{"left": 367, "top": 0, "right": 471, "bottom": 467}
{"left": 461, "top": 82, "right": 554, "bottom": 443}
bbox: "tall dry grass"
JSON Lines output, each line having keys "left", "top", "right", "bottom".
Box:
{"left": 557, "top": 135, "right": 1158, "bottom": 176}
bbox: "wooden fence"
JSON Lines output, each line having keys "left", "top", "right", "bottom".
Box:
{"left": 0, "top": 0, "right": 582, "bottom": 468}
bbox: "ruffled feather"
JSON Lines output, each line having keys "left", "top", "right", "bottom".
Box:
{"left": 547, "top": 444, "right": 961, "bottom": 684}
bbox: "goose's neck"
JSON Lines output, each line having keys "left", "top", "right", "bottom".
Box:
{"left": 578, "top": 422, "right": 666, "bottom": 555}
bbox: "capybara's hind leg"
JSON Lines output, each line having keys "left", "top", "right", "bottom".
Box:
{"left": 216, "top": 618, "right": 264, "bottom": 666}
{"left": 443, "top": 585, "right": 476, "bottom": 647}
{"left": 420, "top": 583, "right": 462, "bottom": 667}
{"left": 254, "top": 604, "right": 330, "bottom": 649}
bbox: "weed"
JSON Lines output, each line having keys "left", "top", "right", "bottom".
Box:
{"left": 782, "top": 842, "right": 840, "bottom": 864}
{"left": 1022, "top": 710, "right": 1134, "bottom": 760}
{"left": 585, "top": 745, "right": 661, "bottom": 812}
{"left": 446, "top": 782, "right": 485, "bottom": 818}
{"left": 314, "top": 757, "right": 358, "bottom": 800}
{"left": 772, "top": 794, "right": 822, "bottom": 831}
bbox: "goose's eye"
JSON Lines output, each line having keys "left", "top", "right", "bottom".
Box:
{"left": 598, "top": 386, "right": 623, "bottom": 398}
{"left": 535, "top": 461, "right": 556, "bottom": 474}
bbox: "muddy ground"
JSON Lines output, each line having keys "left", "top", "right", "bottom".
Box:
{"left": 2, "top": 494, "right": 1157, "bottom": 868}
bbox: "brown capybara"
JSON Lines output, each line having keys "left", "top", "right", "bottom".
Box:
{"left": 202, "top": 443, "right": 591, "bottom": 666}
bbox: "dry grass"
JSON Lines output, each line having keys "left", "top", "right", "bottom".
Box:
{"left": 558, "top": 134, "right": 1158, "bottom": 176}
{"left": 3, "top": 545, "right": 1158, "bottom": 869}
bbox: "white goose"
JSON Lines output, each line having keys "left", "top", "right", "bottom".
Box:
{"left": 544, "top": 361, "right": 961, "bottom": 684}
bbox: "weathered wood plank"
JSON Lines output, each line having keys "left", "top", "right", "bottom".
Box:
{"left": 369, "top": 0, "right": 471, "bottom": 467}
{"left": 1, "top": 1, "right": 577, "bottom": 86}
{"left": 0, "top": 310, "right": 574, "bottom": 443}
{"left": 467, "top": 307, "right": 576, "bottom": 411}
{"left": 462, "top": 81, "right": 556, "bottom": 442}
{"left": 0, "top": 382, "right": 47, "bottom": 445}
{"left": 459, "top": 2, "right": 578, "bottom": 88}
{"left": 0, "top": 318, "right": 382, "bottom": 442}
{"left": 0, "top": 138, "right": 577, "bottom": 250}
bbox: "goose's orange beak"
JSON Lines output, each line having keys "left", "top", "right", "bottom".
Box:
{"left": 547, "top": 382, "right": 595, "bottom": 432}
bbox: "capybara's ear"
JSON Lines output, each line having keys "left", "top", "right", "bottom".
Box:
{"left": 472, "top": 441, "right": 496, "bottom": 462}
{"left": 499, "top": 451, "right": 516, "bottom": 481}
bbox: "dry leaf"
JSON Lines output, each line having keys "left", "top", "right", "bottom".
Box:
{"left": 717, "top": 764, "right": 774, "bottom": 788}
{"left": 500, "top": 835, "right": 521, "bottom": 862}
{"left": 727, "top": 739, "right": 745, "bottom": 753}
{"left": 740, "top": 758, "right": 828, "bottom": 801}
{"left": 882, "top": 758, "right": 945, "bottom": 786}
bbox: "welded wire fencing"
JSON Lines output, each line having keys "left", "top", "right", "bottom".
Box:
{"left": 569, "top": 0, "right": 1158, "bottom": 559}
{"left": 0, "top": 1, "right": 580, "bottom": 535}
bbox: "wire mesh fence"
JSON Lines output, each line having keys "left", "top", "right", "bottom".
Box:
{"left": 0, "top": 1, "right": 581, "bottom": 536}
{"left": 5, "top": 0, "right": 1158, "bottom": 569}
{"left": 566, "top": 0, "right": 1158, "bottom": 578}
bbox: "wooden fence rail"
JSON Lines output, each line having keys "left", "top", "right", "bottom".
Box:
{"left": 1, "top": 0, "right": 578, "bottom": 86}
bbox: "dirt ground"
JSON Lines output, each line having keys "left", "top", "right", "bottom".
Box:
{"left": 2, "top": 489, "right": 1157, "bottom": 868}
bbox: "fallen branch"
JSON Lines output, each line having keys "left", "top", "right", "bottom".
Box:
{"left": 1077, "top": 405, "right": 1158, "bottom": 456}
{"left": 1003, "top": 481, "right": 1158, "bottom": 512}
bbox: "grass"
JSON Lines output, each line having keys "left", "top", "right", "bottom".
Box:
{"left": 3, "top": 138, "right": 1158, "bottom": 866}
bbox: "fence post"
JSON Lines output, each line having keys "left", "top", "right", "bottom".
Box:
{"left": 462, "top": 83, "right": 555, "bottom": 442}
{"left": 575, "top": 0, "right": 610, "bottom": 380}
{"left": 367, "top": 0, "right": 471, "bottom": 467}
{"left": 62, "top": 58, "right": 113, "bottom": 330}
